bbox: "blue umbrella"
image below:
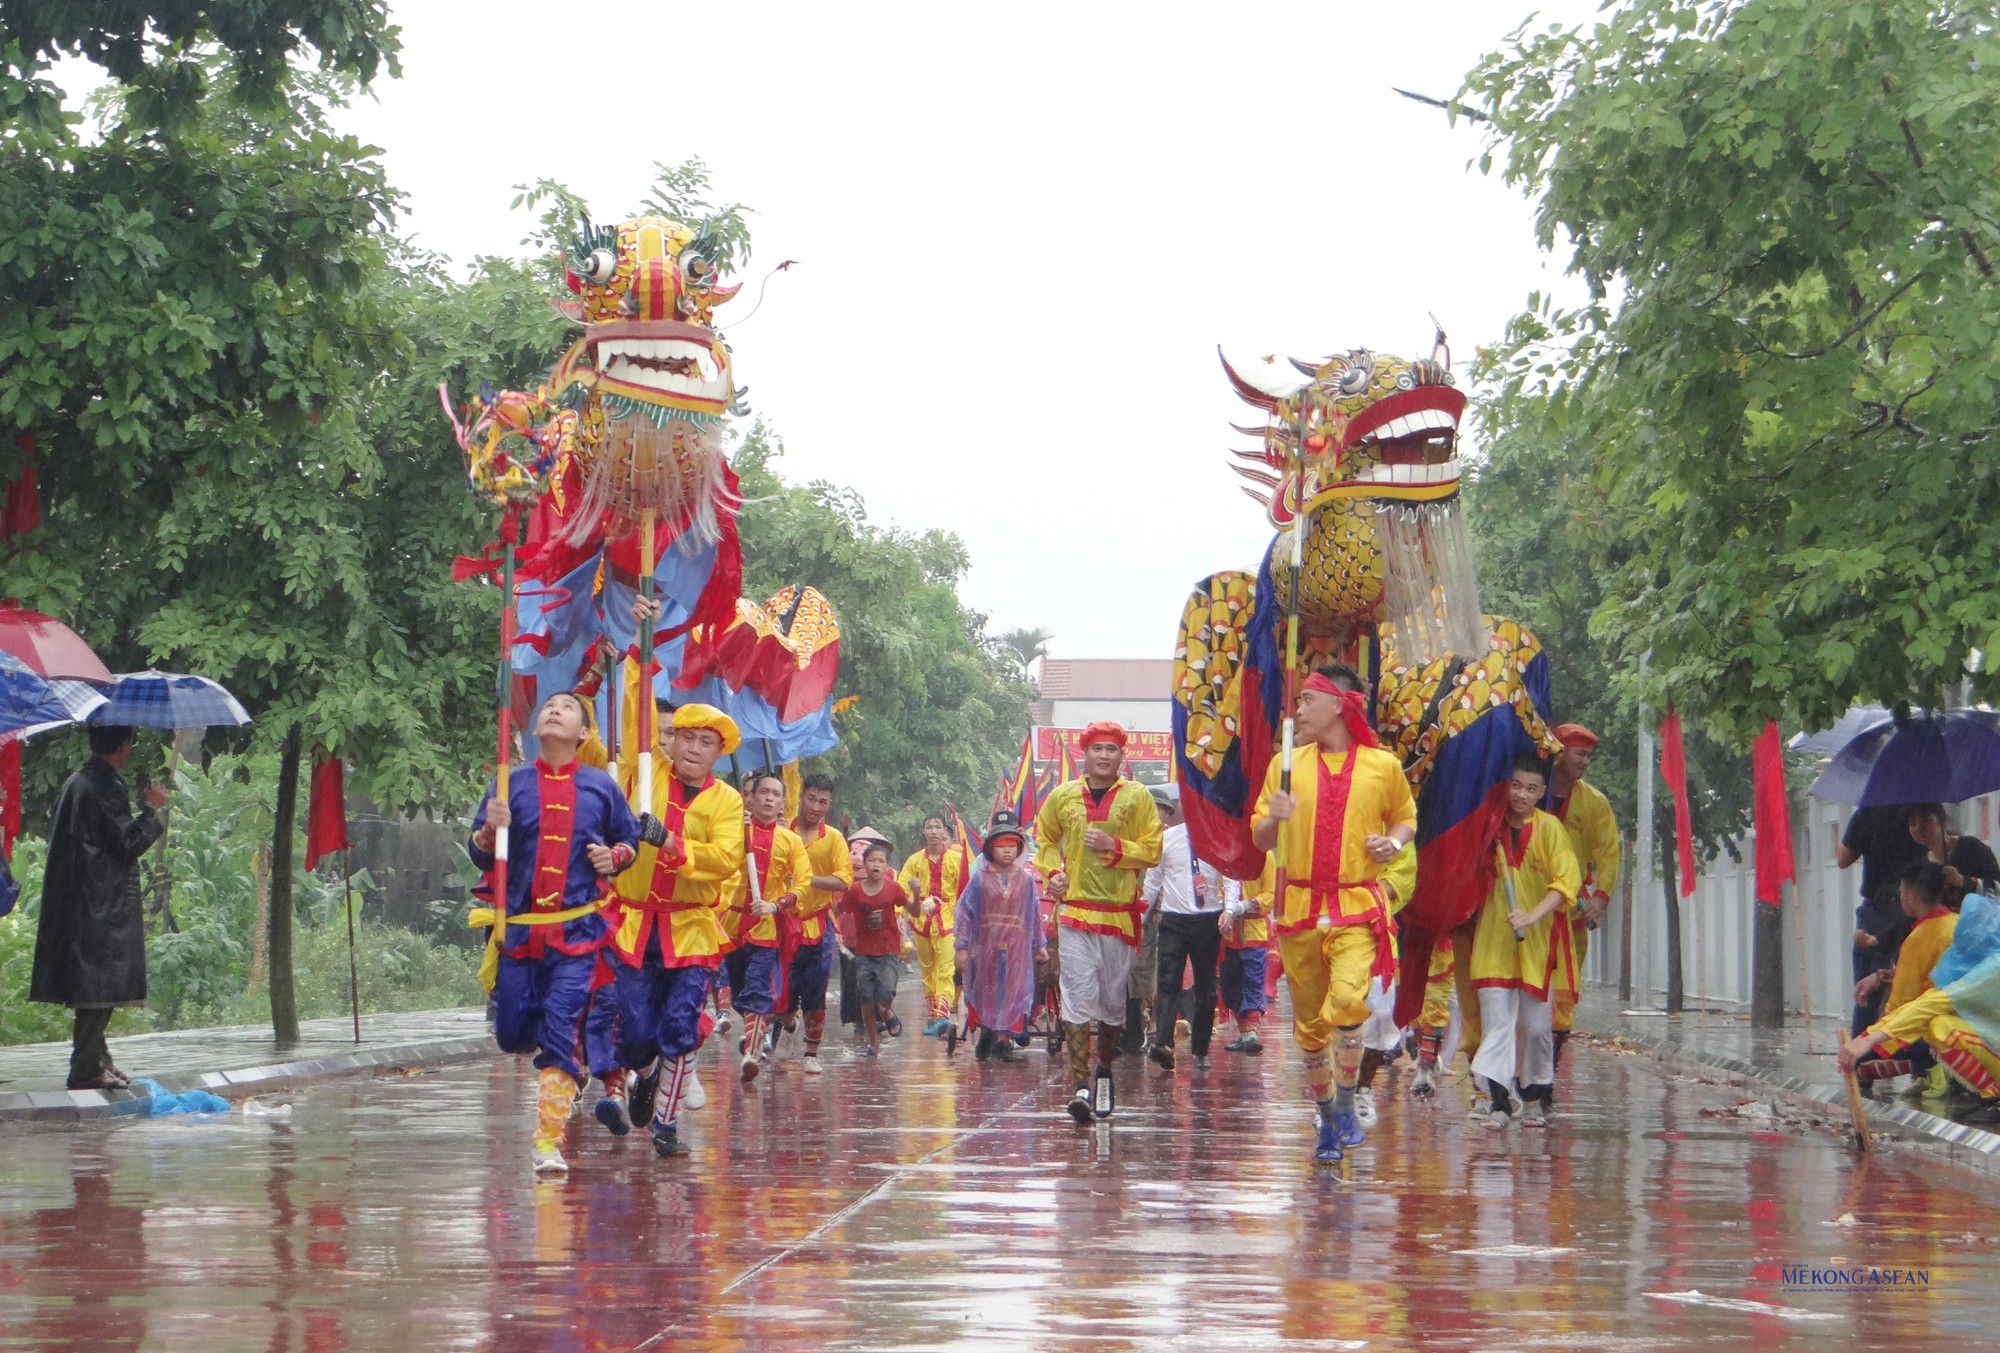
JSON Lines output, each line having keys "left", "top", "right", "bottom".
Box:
{"left": 1807, "top": 709, "right": 2000, "bottom": 806}
{"left": 86, "top": 671, "right": 251, "bottom": 730}
{"left": 0, "top": 651, "right": 108, "bottom": 737}
{"left": 1789, "top": 705, "right": 1890, "bottom": 756}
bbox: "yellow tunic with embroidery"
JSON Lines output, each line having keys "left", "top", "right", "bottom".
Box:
{"left": 609, "top": 769, "right": 746, "bottom": 967}
{"left": 1886, "top": 908, "right": 1958, "bottom": 1014}
{"left": 1554, "top": 778, "right": 1620, "bottom": 903}
{"left": 897, "top": 847, "right": 970, "bottom": 938}
{"left": 1033, "top": 778, "right": 1163, "bottom": 946}
{"left": 1469, "top": 810, "right": 1581, "bottom": 999}
{"left": 793, "top": 821, "right": 852, "bottom": 945}
{"left": 1227, "top": 855, "right": 1275, "bottom": 948}
{"left": 1251, "top": 744, "right": 1417, "bottom": 935}
{"left": 722, "top": 821, "right": 814, "bottom": 946}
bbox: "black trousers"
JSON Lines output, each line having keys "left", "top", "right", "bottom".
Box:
{"left": 838, "top": 951, "right": 862, "bottom": 1028}
{"left": 69, "top": 1006, "right": 114, "bottom": 1084}
{"left": 1154, "top": 912, "right": 1223, "bottom": 1057}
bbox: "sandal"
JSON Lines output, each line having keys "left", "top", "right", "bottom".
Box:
{"left": 66, "top": 1071, "right": 126, "bottom": 1092}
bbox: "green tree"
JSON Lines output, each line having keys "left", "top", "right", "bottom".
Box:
{"left": 732, "top": 425, "right": 1034, "bottom": 847}
{"left": 1462, "top": 0, "right": 2000, "bottom": 745}
{"left": 996, "top": 626, "right": 1054, "bottom": 671}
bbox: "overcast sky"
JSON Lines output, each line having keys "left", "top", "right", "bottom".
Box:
{"left": 334, "top": 4, "right": 1598, "bottom": 658}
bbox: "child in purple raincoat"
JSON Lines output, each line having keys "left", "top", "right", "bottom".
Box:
{"left": 952, "top": 810, "right": 1047, "bottom": 1062}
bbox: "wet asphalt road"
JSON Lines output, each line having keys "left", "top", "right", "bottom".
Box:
{"left": 2, "top": 1021, "right": 1995, "bottom": 1351}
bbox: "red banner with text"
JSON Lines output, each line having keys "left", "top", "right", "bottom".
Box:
{"left": 1035, "top": 726, "right": 1173, "bottom": 763}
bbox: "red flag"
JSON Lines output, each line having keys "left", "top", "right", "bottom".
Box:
{"left": 1658, "top": 705, "right": 1696, "bottom": 898}
{"left": 305, "top": 751, "right": 351, "bottom": 871}
{"left": 2, "top": 434, "right": 39, "bottom": 541}
{"left": 1, "top": 736, "right": 20, "bottom": 856}
{"left": 1753, "top": 720, "right": 1795, "bottom": 904}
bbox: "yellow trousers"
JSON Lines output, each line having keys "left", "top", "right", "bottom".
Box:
{"left": 1277, "top": 924, "right": 1377, "bottom": 1051}
{"left": 1928, "top": 1015, "right": 2000, "bottom": 1097}
{"left": 1552, "top": 926, "right": 1589, "bottom": 1032}
{"left": 1419, "top": 967, "right": 1453, "bottom": 1029}
{"left": 915, "top": 932, "right": 957, "bottom": 1021}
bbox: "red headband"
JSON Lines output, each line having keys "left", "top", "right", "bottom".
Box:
{"left": 1301, "top": 673, "right": 1378, "bottom": 748}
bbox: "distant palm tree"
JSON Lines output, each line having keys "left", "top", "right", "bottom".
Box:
{"left": 997, "top": 626, "right": 1053, "bottom": 669}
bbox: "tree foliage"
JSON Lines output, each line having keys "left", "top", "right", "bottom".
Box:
{"left": 1463, "top": 0, "right": 2000, "bottom": 746}
{"left": 732, "top": 426, "right": 1034, "bottom": 848}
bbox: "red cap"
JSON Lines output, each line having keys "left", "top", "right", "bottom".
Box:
{"left": 1078, "top": 720, "right": 1127, "bottom": 750}
{"left": 1553, "top": 723, "right": 1599, "bottom": 749}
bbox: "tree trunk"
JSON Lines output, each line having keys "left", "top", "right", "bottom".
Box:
{"left": 269, "top": 726, "right": 302, "bottom": 1046}
{"left": 1662, "top": 845, "right": 1684, "bottom": 1014}
{"left": 1752, "top": 900, "right": 1786, "bottom": 1027}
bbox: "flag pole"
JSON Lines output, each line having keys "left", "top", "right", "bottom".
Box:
{"left": 1275, "top": 393, "right": 1313, "bottom": 929}
{"left": 637, "top": 509, "right": 657, "bottom": 818}
{"left": 343, "top": 845, "right": 361, "bottom": 1044}
{"left": 491, "top": 509, "right": 518, "bottom": 1009}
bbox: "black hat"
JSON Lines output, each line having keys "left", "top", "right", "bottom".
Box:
{"left": 984, "top": 809, "right": 1027, "bottom": 858}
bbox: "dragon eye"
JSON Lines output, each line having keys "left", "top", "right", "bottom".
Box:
{"left": 681, "top": 253, "right": 711, "bottom": 283}
{"left": 1337, "top": 366, "right": 1371, "bottom": 395}
{"left": 575, "top": 248, "right": 617, "bottom": 285}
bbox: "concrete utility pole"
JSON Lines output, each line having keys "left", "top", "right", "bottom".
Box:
{"left": 1635, "top": 667, "right": 1656, "bottom": 1010}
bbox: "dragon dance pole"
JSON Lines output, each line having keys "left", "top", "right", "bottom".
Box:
{"left": 636, "top": 508, "right": 658, "bottom": 817}
{"left": 492, "top": 512, "right": 517, "bottom": 993}
{"left": 1275, "top": 398, "right": 1312, "bottom": 927}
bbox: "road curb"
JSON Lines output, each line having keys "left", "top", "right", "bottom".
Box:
{"left": 1594, "top": 1023, "right": 2000, "bottom": 1178}
{"left": 0, "top": 1035, "right": 497, "bottom": 1126}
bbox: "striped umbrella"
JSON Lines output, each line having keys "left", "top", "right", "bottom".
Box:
{"left": 86, "top": 671, "right": 251, "bottom": 729}
{"left": 0, "top": 652, "right": 108, "bottom": 737}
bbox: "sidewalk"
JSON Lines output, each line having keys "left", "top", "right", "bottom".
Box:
{"left": 0, "top": 1008, "right": 493, "bottom": 1125}
{"left": 1576, "top": 985, "right": 2000, "bottom": 1177}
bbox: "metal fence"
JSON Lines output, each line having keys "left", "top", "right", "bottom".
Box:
{"left": 1589, "top": 792, "right": 2000, "bottom": 1018}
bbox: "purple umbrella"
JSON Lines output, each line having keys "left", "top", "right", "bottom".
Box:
{"left": 1807, "top": 709, "right": 2000, "bottom": 806}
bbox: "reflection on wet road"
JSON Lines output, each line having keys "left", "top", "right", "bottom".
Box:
{"left": 2, "top": 1030, "right": 1995, "bottom": 1350}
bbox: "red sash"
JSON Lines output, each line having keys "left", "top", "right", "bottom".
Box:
{"left": 1289, "top": 751, "right": 1396, "bottom": 981}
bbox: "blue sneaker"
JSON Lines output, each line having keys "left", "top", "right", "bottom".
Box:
{"left": 1314, "top": 1111, "right": 1344, "bottom": 1164}
{"left": 593, "top": 1095, "right": 631, "bottom": 1137}
{"left": 923, "top": 1017, "right": 950, "bottom": 1038}
{"left": 1333, "top": 1107, "right": 1366, "bottom": 1148}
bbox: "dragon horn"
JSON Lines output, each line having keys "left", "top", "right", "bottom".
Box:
{"left": 1289, "top": 357, "right": 1323, "bottom": 377}
{"left": 1217, "top": 347, "right": 1282, "bottom": 412}
{"left": 1233, "top": 465, "right": 1282, "bottom": 490}
{"left": 1240, "top": 485, "right": 1275, "bottom": 508}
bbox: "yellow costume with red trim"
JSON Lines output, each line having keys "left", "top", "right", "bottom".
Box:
{"left": 1873, "top": 984, "right": 2000, "bottom": 1098}
{"left": 899, "top": 845, "right": 969, "bottom": 1020}
{"left": 1469, "top": 810, "right": 1581, "bottom": 1000}
{"left": 1033, "top": 778, "right": 1164, "bottom": 944}
{"left": 1252, "top": 742, "right": 1416, "bottom": 1046}
{"left": 723, "top": 821, "right": 813, "bottom": 947}
{"left": 609, "top": 766, "right": 745, "bottom": 968}
{"left": 1551, "top": 776, "right": 1619, "bottom": 1032}
{"left": 1887, "top": 907, "right": 1958, "bottom": 1014}
{"left": 794, "top": 821, "right": 852, "bottom": 946}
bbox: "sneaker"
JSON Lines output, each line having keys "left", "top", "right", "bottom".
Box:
{"left": 1193, "top": 1054, "right": 1211, "bottom": 1071}
{"left": 923, "top": 1017, "right": 950, "bottom": 1038}
{"left": 740, "top": 1055, "right": 760, "bottom": 1084}
{"left": 1467, "top": 1098, "right": 1493, "bottom": 1125}
{"left": 1147, "top": 1042, "right": 1176, "bottom": 1072}
{"left": 652, "top": 1127, "right": 690, "bottom": 1158}
{"left": 532, "top": 1146, "right": 568, "bottom": 1175}
{"left": 1093, "top": 1068, "right": 1115, "bottom": 1120}
{"left": 1481, "top": 1107, "right": 1511, "bottom": 1131}
{"left": 593, "top": 1095, "right": 632, "bottom": 1137}
{"left": 802, "top": 1054, "right": 823, "bottom": 1076}
{"left": 1922, "top": 1063, "right": 1950, "bottom": 1098}
{"left": 1354, "top": 1087, "right": 1379, "bottom": 1128}
{"left": 1224, "top": 1036, "right": 1248, "bottom": 1053}
{"left": 993, "top": 1040, "right": 1022, "bottom": 1063}
{"left": 1412, "top": 1062, "right": 1437, "bottom": 1098}
{"left": 684, "top": 1069, "right": 707, "bottom": 1111}
{"left": 1314, "top": 1110, "right": 1344, "bottom": 1164}
{"left": 861, "top": 1045, "right": 879, "bottom": 1059}
{"left": 1522, "top": 1098, "right": 1550, "bottom": 1129}
{"left": 1239, "top": 1030, "right": 1262, "bottom": 1055}
{"left": 714, "top": 1011, "right": 733, "bottom": 1036}
{"left": 628, "top": 1068, "right": 659, "bottom": 1127}
{"left": 974, "top": 1029, "right": 995, "bottom": 1061}
{"left": 1068, "top": 1087, "right": 1094, "bottom": 1124}
{"left": 1176, "top": 1019, "right": 1191, "bottom": 1038}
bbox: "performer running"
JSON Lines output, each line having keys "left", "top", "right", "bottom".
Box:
{"left": 899, "top": 813, "right": 969, "bottom": 1037}
{"left": 1035, "top": 721, "right": 1164, "bottom": 1123}
{"left": 468, "top": 691, "right": 645, "bottom": 1175}
{"left": 1548, "top": 723, "right": 1619, "bottom": 1074}
{"left": 1409, "top": 942, "right": 1460, "bottom": 1098}
{"left": 839, "top": 842, "right": 909, "bottom": 1057}
{"left": 952, "top": 810, "right": 1048, "bottom": 1062}
{"left": 604, "top": 703, "right": 746, "bottom": 1159}
{"left": 1220, "top": 853, "right": 1274, "bottom": 1055}
{"left": 722, "top": 770, "right": 811, "bottom": 1083}
{"left": 786, "top": 774, "right": 851, "bottom": 1075}
{"left": 1251, "top": 662, "right": 1417, "bottom": 1164}
{"left": 1352, "top": 844, "right": 1419, "bottom": 1127}
{"left": 1467, "top": 753, "right": 1581, "bottom": 1130}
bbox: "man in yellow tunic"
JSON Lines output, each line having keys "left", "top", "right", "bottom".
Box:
{"left": 606, "top": 704, "right": 747, "bottom": 1158}
{"left": 1850, "top": 860, "right": 1956, "bottom": 1096}
{"left": 1548, "top": 723, "right": 1620, "bottom": 1072}
{"left": 1468, "top": 753, "right": 1581, "bottom": 1130}
{"left": 1252, "top": 664, "right": 1417, "bottom": 1165}
{"left": 1034, "top": 720, "right": 1163, "bottom": 1123}
{"left": 720, "top": 770, "right": 813, "bottom": 1084}
{"left": 1220, "top": 854, "right": 1276, "bottom": 1054}
{"left": 899, "top": 813, "right": 969, "bottom": 1037}
{"left": 787, "top": 773, "right": 852, "bottom": 1075}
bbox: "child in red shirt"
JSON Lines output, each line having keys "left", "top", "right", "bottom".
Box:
{"left": 839, "top": 843, "right": 908, "bottom": 1055}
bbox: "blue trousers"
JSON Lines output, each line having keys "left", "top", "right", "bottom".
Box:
{"left": 786, "top": 930, "right": 836, "bottom": 1016}
{"left": 493, "top": 951, "right": 595, "bottom": 1080}
{"left": 582, "top": 975, "right": 621, "bottom": 1078}
{"left": 724, "top": 944, "right": 781, "bottom": 1017}
{"left": 1220, "top": 947, "right": 1269, "bottom": 1017}
{"left": 612, "top": 959, "right": 714, "bottom": 1070}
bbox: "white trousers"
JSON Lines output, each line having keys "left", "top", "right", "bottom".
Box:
{"left": 1361, "top": 977, "right": 1403, "bottom": 1052}
{"left": 1058, "top": 926, "right": 1136, "bottom": 1026}
{"left": 1471, "top": 985, "right": 1554, "bottom": 1090}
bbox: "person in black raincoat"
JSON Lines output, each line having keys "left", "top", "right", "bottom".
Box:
{"left": 29, "top": 725, "right": 167, "bottom": 1089}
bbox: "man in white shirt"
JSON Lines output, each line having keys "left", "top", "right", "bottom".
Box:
{"left": 1144, "top": 784, "right": 1240, "bottom": 1072}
